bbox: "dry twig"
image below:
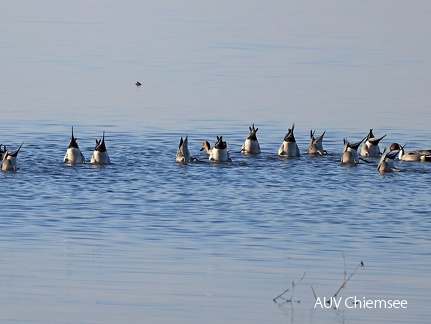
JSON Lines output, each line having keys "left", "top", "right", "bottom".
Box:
{"left": 273, "top": 272, "right": 306, "bottom": 303}
{"left": 331, "top": 258, "right": 364, "bottom": 299}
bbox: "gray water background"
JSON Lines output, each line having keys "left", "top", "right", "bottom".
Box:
{"left": 1, "top": 1, "right": 431, "bottom": 323}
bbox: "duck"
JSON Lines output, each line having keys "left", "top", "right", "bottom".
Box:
{"left": 377, "top": 147, "right": 400, "bottom": 172}
{"left": 1, "top": 142, "right": 24, "bottom": 171}
{"left": 241, "top": 123, "right": 261, "bottom": 155}
{"left": 200, "top": 140, "right": 213, "bottom": 155}
{"left": 278, "top": 123, "right": 300, "bottom": 157}
{"left": 63, "top": 126, "right": 85, "bottom": 164}
{"left": 176, "top": 136, "right": 194, "bottom": 162}
{"left": 341, "top": 137, "right": 365, "bottom": 164}
{"left": 209, "top": 136, "right": 231, "bottom": 162}
{"left": 307, "top": 130, "right": 327, "bottom": 155}
{"left": 360, "top": 129, "right": 386, "bottom": 158}
{"left": 136, "top": 81, "right": 142, "bottom": 87}
{"left": 90, "top": 131, "right": 111, "bottom": 165}
{"left": 389, "top": 143, "right": 431, "bottom": 162}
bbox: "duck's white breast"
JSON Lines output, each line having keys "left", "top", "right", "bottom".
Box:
{"left": 210, "top": 148, "right": 230, "bottom": 162}
{"left": 242, "top": 139, "right": 261, "bottom": 154}
{"left": 341, "top": 149, "right": 358, "bottom": 163}
{"left": 361, "top": 142, "right": 380, "bottom": 157}
{"left": 64, "top": 148, "right": 85, "bottom": 164}
{"left": 90, "top": 151, "right": 111, "bottom": 164}
{"left": 1, "top": 156, "right": 17, "bottom": 171}
{"left": 278, "top": 141, "right": 299, "bottom": 157}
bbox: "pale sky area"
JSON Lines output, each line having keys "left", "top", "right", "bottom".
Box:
{"left": 1, "top": 3, "right": 431, "bottom": 324}
{"left": 1, "top": 1, "right": 431, "bottom": 131}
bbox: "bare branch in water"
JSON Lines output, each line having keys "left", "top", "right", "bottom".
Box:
{"left": 273, "top": 272, "right": 306, "bottom": 303}
{"left": 343, "top": 252, "right": 347, "bottom": 289}
{"left": 332, "top": 258, "right": 365, "bottom": 299}
{"left": 311, "top": 285, "right": 318, "bottom": 302}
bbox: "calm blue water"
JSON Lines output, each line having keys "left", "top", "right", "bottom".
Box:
{"left": 1, "top": 1, "right": 431, "bottom": 323}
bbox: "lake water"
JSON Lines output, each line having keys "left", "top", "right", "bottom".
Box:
{"left": 1, "top": 1, "right": 431, "bottom": 323}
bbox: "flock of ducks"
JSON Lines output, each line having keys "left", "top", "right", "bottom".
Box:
{"left": 176, "top": 123, "right": 431, "bottom": 173}
{"left": 2, "top": 124, "right": 430, "bottom": 172}
{"left": 63, "top": 127, "right": 111, "bottom": 165}
{"left": 0, "top": 127, "right": 110, "bottom": 171}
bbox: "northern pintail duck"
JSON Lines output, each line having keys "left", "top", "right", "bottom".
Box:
{"left": 307, "top": 130, "right": 327, "bottom": 155}
{"left": 1, "top": 142, "right": 24, "bottom": 171}
{"left": 209, "top": 136, "right": 231, "bottom": 162}
{"left": 90, "top": 131, "right": 111, "bottom": 165}
{"left": 176, "top": 136, "right": 194, "bottom": 162}
{"left": 377, "top": 147, "right": 400, "bottom": 172}
{"left": 241, "top": 123, "right": 261, "bottom": 155}
{"left": 360, "top": 129, "right": 386, "bottom": 158}
{"left": 63, "top": 126, "right": 85, "bottom": 164}
{"left": 278, "top": 123, "right": 300, "bottom": 157}
{"left": 389, "top": 143, "right": 431, "bottom": 162}
{"left": 341, "top": 137, "right": 365, "bottom": 164}
{"left": 200, "top": 140, "right": 213, "bottom": 155}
